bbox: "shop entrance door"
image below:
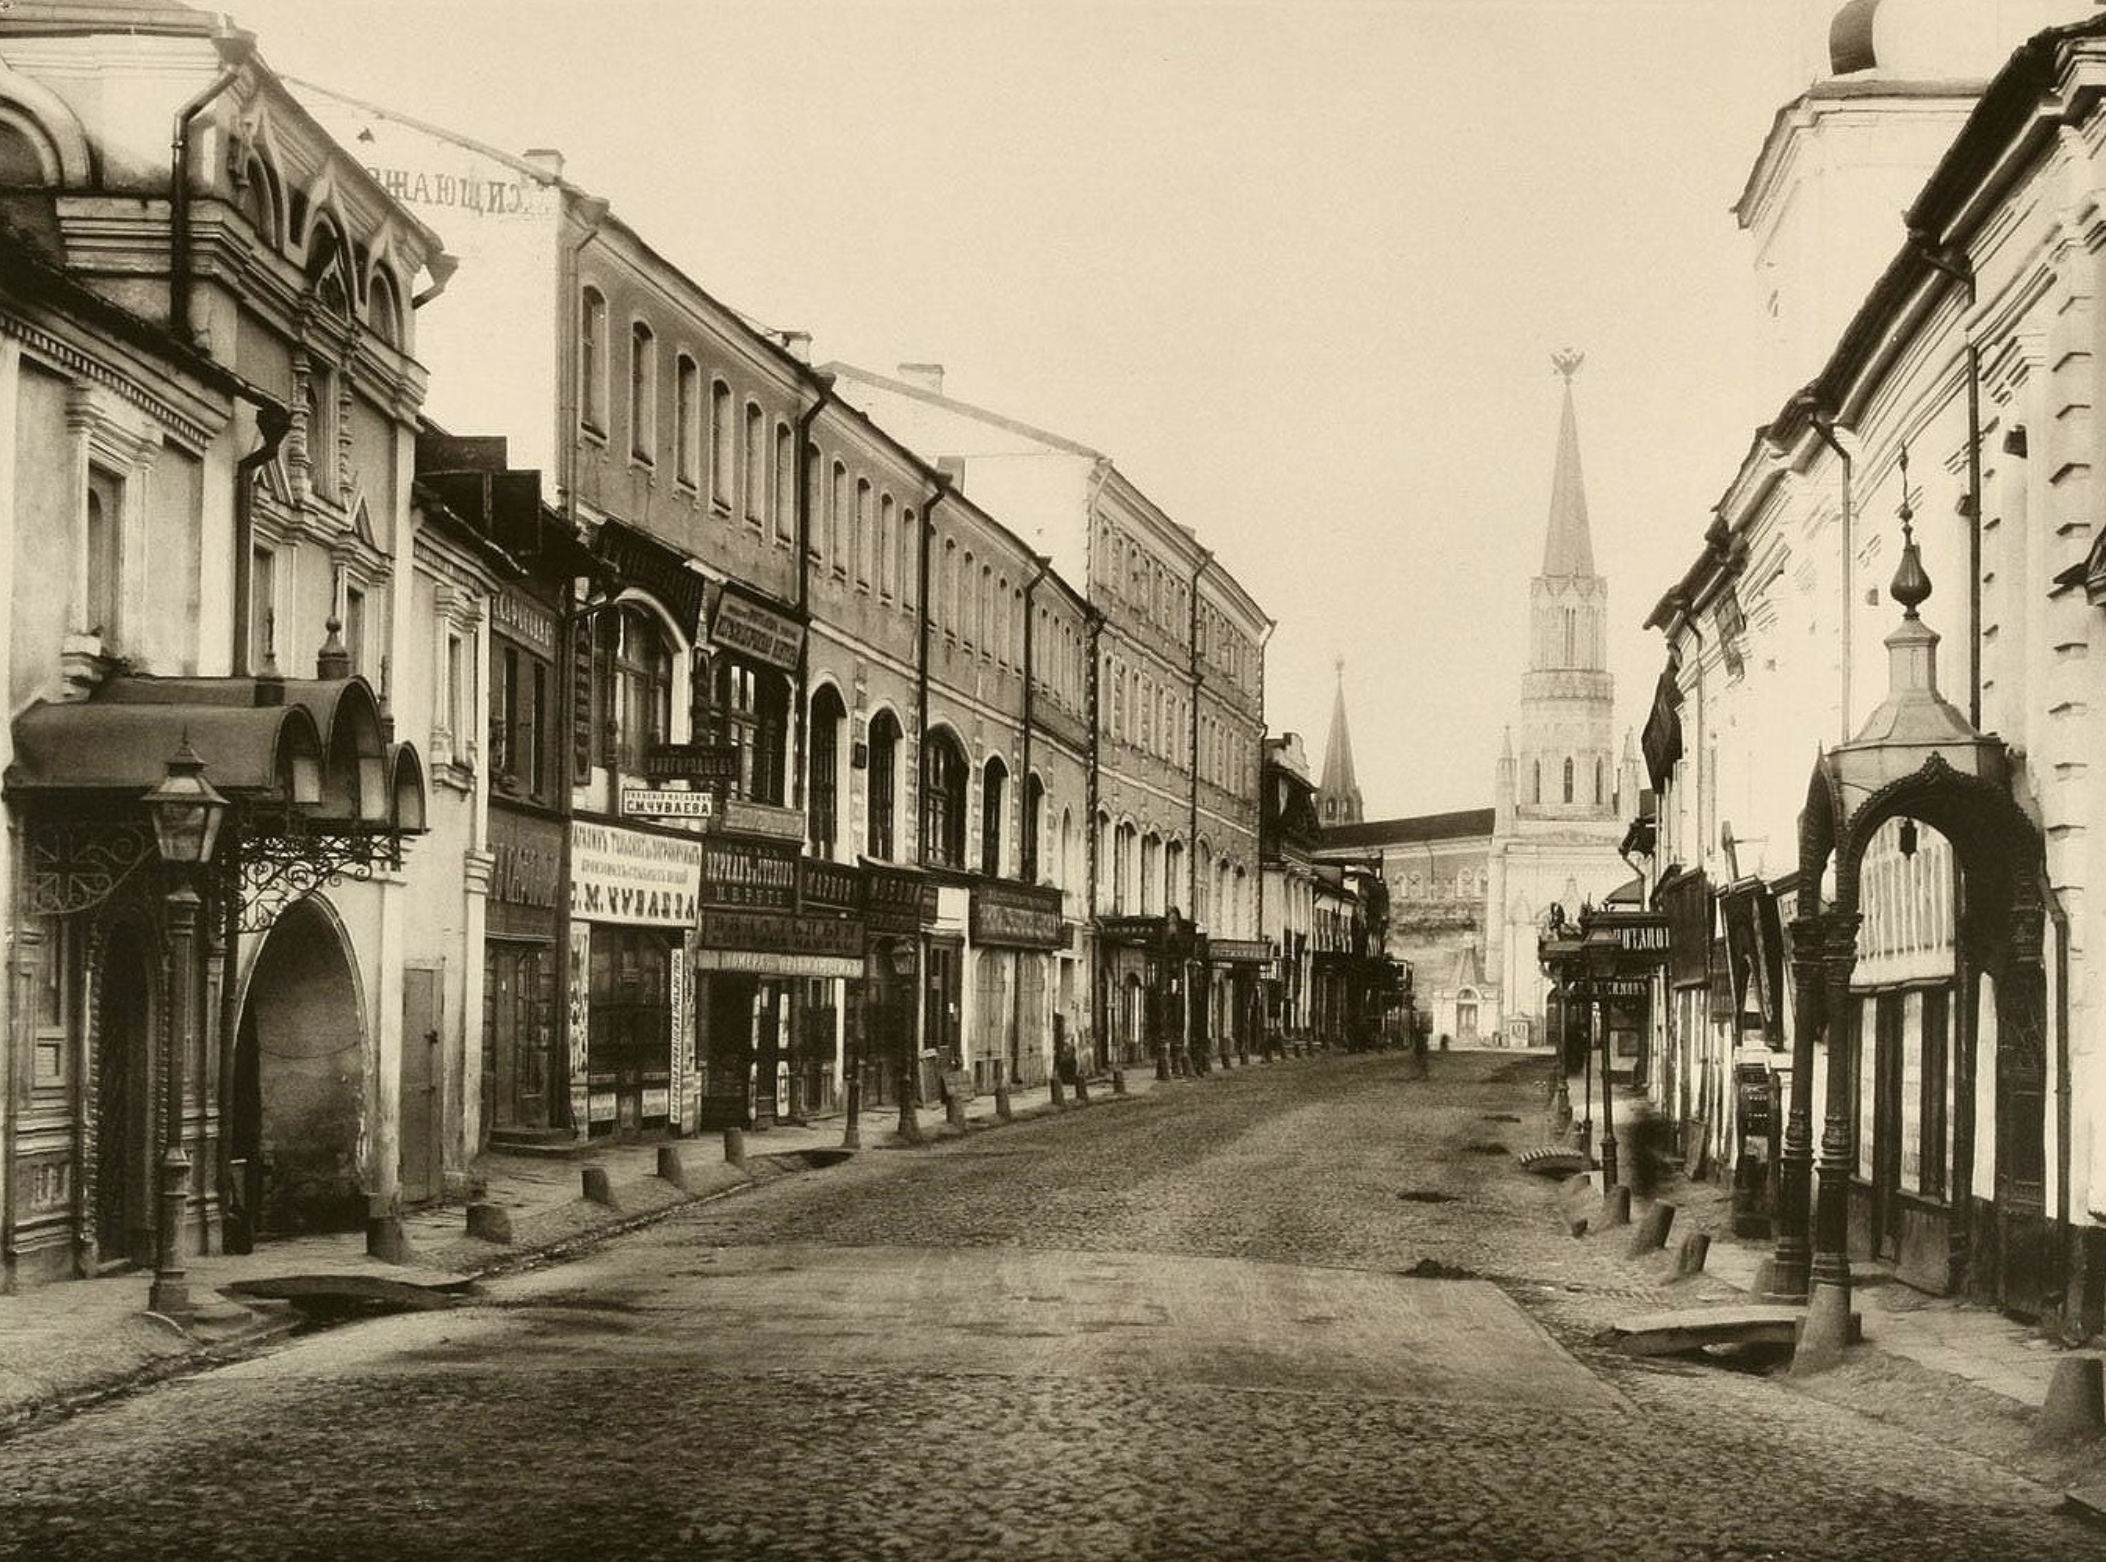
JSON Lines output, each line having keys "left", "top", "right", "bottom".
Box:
{"left": 94, "top": 923, "right": 156, "bottom": 1271}
{"left": 587, "top": 927, "right": 670, "bottom": 1136}
{"left": 486, "top": 942, "right": 554, "bottom": 1133}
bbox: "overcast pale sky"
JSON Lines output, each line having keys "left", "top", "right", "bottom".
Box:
{"left": 227, "top": 0, "right": 1835, "bottom": 815}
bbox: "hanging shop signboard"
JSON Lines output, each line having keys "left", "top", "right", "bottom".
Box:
{"left": 863, "top": 863, "right": 938, "bottom": 934}
{"left": 711, "top": 796, "right": 807, "bottom": 843}
{"left": 702, "top": 838, "right": 798, "bottom": 910}
{"left": 642, "top": 743, "right": 742, "bottom": 784}
{"left": 970, "top": 881, "right": 1066, "bottom": 949}
{"left": 620, "top": 788, "right": 715, "bottom": 822}
{"left": 570, "top": 821, "right": 703, "bottom": 926}
{"left": 699, "top": 907, "right": 864, "bottom": 962}
{"left": 1207, "top": 938, "right": 1272, "bottom": 966}
{"left": 709, "top": 590, "right": 804, "bottom": 673}
{"left": 799, "top": 858, "right": 861, "bottom": 915}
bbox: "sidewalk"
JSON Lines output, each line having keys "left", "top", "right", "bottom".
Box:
{"left": 0, "top": 1064, "right": 1176, "bottom": 1432}
{"left": 1551, "top": 1072, "right": 2106, "bottom": 1512}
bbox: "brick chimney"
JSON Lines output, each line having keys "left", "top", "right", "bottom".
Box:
{"left": 522, "top": 148, "right": 566, "bottom": 181}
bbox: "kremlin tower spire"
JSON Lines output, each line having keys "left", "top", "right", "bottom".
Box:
{"left": 1318, "top": 657, "right": 1364, "bottom": 826}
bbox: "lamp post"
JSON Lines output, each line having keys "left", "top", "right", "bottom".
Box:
{"left": 892, "top": 937, "right": 923, "bottom": 1144}
{"left": 141, "top": 737, "right": 226, "bottom": 1322}
{"left": 1538, "top": 921, "right": 1581, "bottom": 1134}
{"left": 1582, "top": 924, "right": 1623, "bottom": 1190}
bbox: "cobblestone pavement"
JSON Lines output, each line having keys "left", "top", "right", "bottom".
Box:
{"left": 0, "top": 1052, "right": 2093, "bottom": 1562}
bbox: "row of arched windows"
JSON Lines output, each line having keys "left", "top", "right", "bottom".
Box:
{"left": 1528, "top": 754, "right": 1607, "bottom": 807}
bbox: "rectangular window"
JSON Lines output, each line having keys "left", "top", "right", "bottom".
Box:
{"left": 491, "top": 644, "right": 518, "bottom": 779}
{"left": 84, "top": 466, "right": 123, "bottom": 640}
{"left": 675, "top": 355, "right": 700, "bottom": 487}
{"left": 446, "top": 632, "right": 468, "bottom": 768}
{"left": 343, "top": 585, "right": 367, "bottom": 676}
{"left": 250, "top": 545, "right": 276, "bottom": 673}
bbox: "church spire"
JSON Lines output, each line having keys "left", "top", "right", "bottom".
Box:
{"left": 1318, "top": 657, "right": 1364, "bottom": 826}
{"left": 1542, "top": 351, "right": 1596, "bottom": 579}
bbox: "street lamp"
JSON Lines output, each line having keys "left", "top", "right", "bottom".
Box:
{"left": 141, "top": 736, "right": 226, "bottom": 1321}
{"left": 1582, "top": 924, "right": 1623, "bottom": 1190}
{"left": 1538, "top": 925, "right": 1582, "bottom": 1133}
{"left": 891, "top": 938, "right": 923, "bottom": 1145}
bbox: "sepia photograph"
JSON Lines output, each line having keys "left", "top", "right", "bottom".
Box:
{"left": 0, "top": 0, "right": 2103, "bottom": 1556}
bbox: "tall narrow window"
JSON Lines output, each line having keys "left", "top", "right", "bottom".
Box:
{"left": 867, "top": 710, "right": 901, "bottom": 861}
{"left": 629, "top": 321, "right": 656, "bottom": 463}
{"left": 744, "top": 402, "right": 765, "bottom": 525}
{"left": 804, "top": 447, "right": 822, "bottom": 557}
{"left": 854, "top": 478, "right": 873, "bottom": 587}
{"left": 343, "top": 584, "right": 367, "bottom": 676}
{"left": 829, "top": 461, "right": 848, "bottom": 573}
{"left": 710, "top": 379, "right": 733, "bottom": 508}
{"left": 808, "top": 686, "right": 845, "bottom": 861}
{"left": 980, "top": 759, "right": 1007, "bottom": 878}
{"left": 1532, "top": 759, "right": 1542, "bottom": 804}
{"left": 446, "top": 632, "right": 468, "bottom": 765}
{"left": 250, "top": 544, "right": 276, "bottom": 672}
{"left": 1023, "top": 775, "right": 1045, "bottom": 883}
{"left": 774, "top": 421, "right": 796, "bottom": 541}
{"left": 84, "top": 468, "right": 122, "bottom": 639}
{"left": 878, "top": 494, "right": 897, "bottom": 598}
{"left": 900, "top": 509, "right": 918, "bottom": 611}
{"left": 674, "top": 354, "right": 699, "bottom": 485}
{"left": 1595, "top": 758, "right": 1605, "bottom": 806}
{"left": 1562, "top": 756, "right": 1575, "bottom": 804}
{"left": 580, "top": 287, "right": 607, "bottom": 432}
{"left": 922, "top": 732, "right": 967, "bottom": 869}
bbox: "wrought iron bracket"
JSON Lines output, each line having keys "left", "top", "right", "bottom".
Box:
{"left": 234, "top": 823, "right": 405, "bottom": 934}
{"left": 23, "top": 816, "right": 156, "bottom": 917}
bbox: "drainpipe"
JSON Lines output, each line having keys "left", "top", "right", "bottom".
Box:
{"left": 169, "top": 29, "right": 258, "bottom": 344}
{"left": 1807, "top": 405, "right": 1854, "bottom": 744}
{"left": 230, "top": 398, "right": 292, "bottom": 677}
{"left": 1013, "top": 554, "right": 1053, "bottom": 1084}
{"left": 789, "top": 377, "right": 833, "bottom": 810}
{"left": 1019, "top": 554, "right": 1052, "bottom": 879}
{"left": 1911, "top": 233, "right": 1984, "bottom": 728}
{"left": 916, "top": 477, "right": 949, "bottom": 864}
{"left": 1186, "top": 552, "right": 1209, "bottom": 1067}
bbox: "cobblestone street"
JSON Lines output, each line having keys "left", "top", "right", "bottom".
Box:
{"left": 0, "top": 1053, "right": 2093, "bottom": 1562}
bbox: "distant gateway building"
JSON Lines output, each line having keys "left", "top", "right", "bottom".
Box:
{"left": 1317, "top": 362, "right": 1637, "bottom": 1044}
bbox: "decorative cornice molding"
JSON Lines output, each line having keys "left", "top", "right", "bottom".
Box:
{"left": 1, "top": 312, "right": 216, "bottom": 450}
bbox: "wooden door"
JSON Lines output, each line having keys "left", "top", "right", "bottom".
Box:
{"left": 401, "top": 966, "right": 443, "bottom": 1204}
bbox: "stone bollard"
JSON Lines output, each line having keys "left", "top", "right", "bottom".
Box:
{"left": 582, "top": 1165, "right": 619, "bottom": 1208}
{"left": 657, "top": 1145, "right": 689, "bottom": 1191}
{"left": 995, "top": 1079, "right": 1014, "bottom": 1121}
{"left": 2034, "top": 1357, "right": 2106, "bottom": 1444}
{"left": 465, "top": 1202, "right": 514, "bottom": 1244}
{"left": 366, "top": 1194, "right": 408, "bottom": 1264}
{"left": 1674, "top": 1231, "right": 1711, "bottom": 1277}
{"left": 898, "top": 1097, "right": 924, "bottom": 1146}
{"left": 1628, "top": 1201, "right": 1676, "bottom": 1258}
{"left": 722, "top": 1128, "right": 746, "bottom": 1168}
{"left": 1049, "top": 1075, "right": 1067, "bottom": 1109}
{"left": 1599, "top": 1184, "right": 1631, "bottom": 1230}
{"left": 1073, "top": 1073, "right": 1092, "bottom": 1105}
{"left": 1112, "top": 1069, "right": 1128, "bottom": 1096}
{"left": 945, "top": 1092, "right": 968, "bottom": 1129}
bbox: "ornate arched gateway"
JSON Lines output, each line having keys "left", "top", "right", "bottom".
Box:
{"left": 6, "top": 672, "right": 423, "bottom": 1279}
{"left": 1779, "top": 500, "right": 2051, "bottom": 1369}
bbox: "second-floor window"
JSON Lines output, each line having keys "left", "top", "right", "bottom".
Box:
{"left": 490, "top": 639, "right": 552, "bottom": 802}
{"left": 675, "top": 354, "right": 700, "bottom": 486}
{"left": 629, "top": 322, "right": 656, "bottom": 463}
{"left": 867, "top": 710, "right": 901, "bottom": 861}
{"left": 808, "top": 686, "right": 845, "bottom": 860}
{"left": 579, "top": 287, "right": 607, "bottom": 433}
{"left": 594, "top": 605, "right": 673, "bottom": 777}
{"left": 709, "top": 654, "right": 788, "bottom": 805}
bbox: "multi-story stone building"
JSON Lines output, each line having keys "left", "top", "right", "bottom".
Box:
{"left": 1261, "top": 733, "right": 1320, "bottom": 1046}
{"left": 1641, "top": 4, "right": 2106, "bottom": 1346}
{"left": 1, "top": 0, "right": 451, "bottom": 1287}
{"left": 826, "top": 364, "right": 1272, "bottom": 1076}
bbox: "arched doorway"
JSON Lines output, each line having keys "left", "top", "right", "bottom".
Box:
{"left": 231, "top": 899, "right": 365, "bottom": 1246}
{"left": 93, "top": 920, "right": 158, "bottom": 1270}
